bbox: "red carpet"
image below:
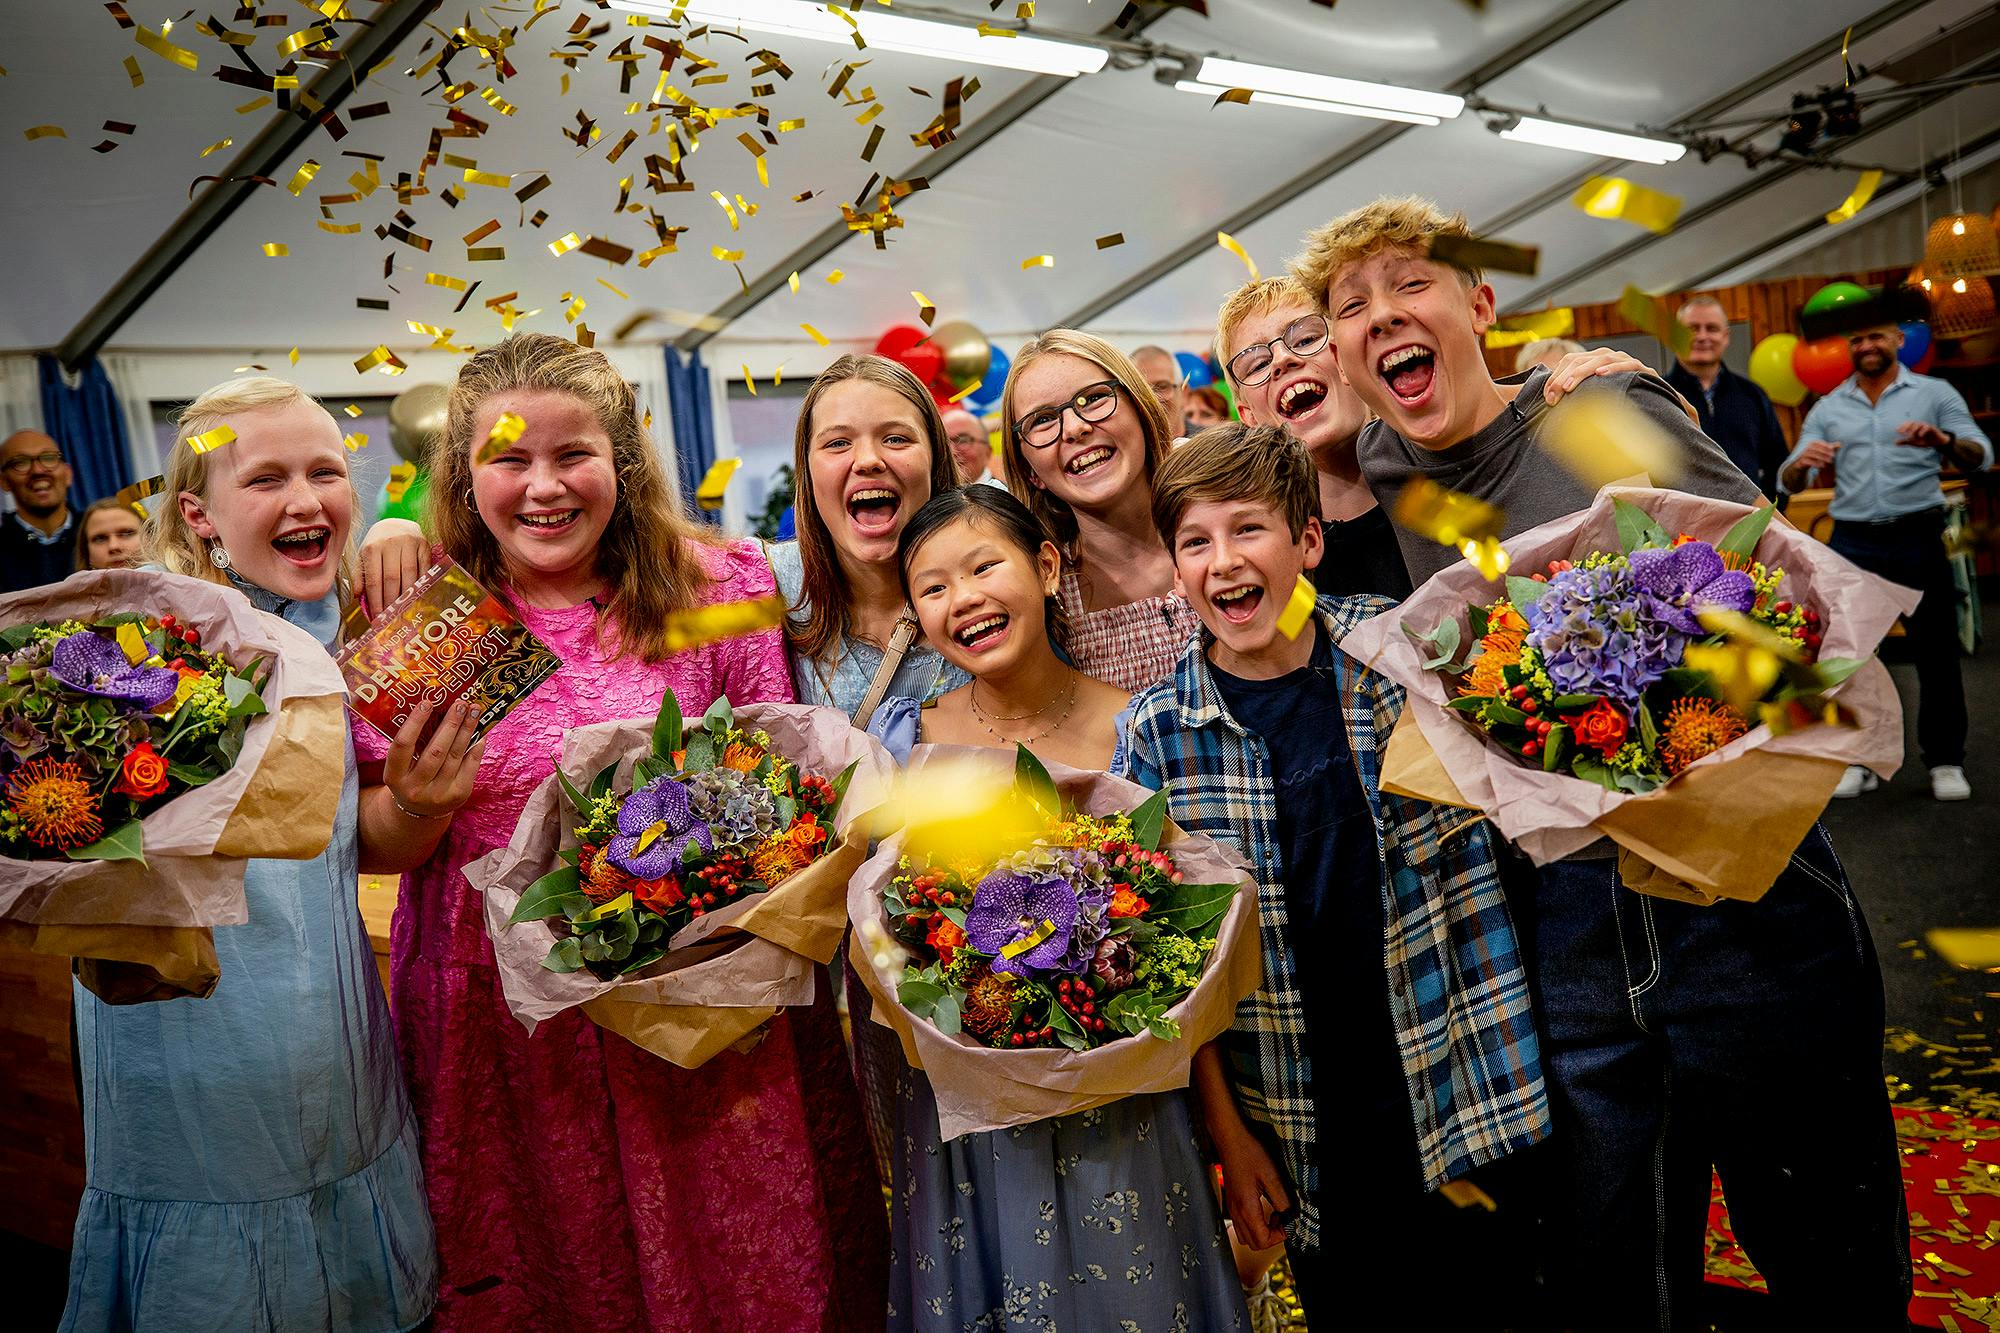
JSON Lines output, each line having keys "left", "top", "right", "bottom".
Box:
{"left": 1706, "top": 1106, "right": 2000, "bottom": 1329}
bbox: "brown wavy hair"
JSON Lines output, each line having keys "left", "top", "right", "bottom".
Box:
{"left": 996, "top": 329, "right": 1172, "bottom": 563}
{"left": 786, "top": 354, "right": 956, "bottom": 664}
{"left": 427, "top": 333, "right": 712, "bottom": 663}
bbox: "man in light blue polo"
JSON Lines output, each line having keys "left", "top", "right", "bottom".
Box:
{"left": 1780, "top": 322, "right": 1990, "bottom": 802}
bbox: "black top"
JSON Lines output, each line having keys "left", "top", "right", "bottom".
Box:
{"left": 1312, "top": 502, "right": 1413, "bottom": 600}
{"left": 1665, "top": 362, "right": 1789, "bottom": 499}
{"left": 0, "top": 511, "right": 76, "bottom": 594}
{"left": 1211, "top": 625, "right": 1418, "bottom": 1183}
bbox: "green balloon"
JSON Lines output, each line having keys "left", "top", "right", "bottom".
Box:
{"left": 1801, "top": 281, "right": 1870, "bottom": 317}
{"left": 374, "top": 470, "right": 430, "bottom": 530}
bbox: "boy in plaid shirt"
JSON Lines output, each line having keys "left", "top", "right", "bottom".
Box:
{"left": 1123, "top": 424, "right": 1548, "bottom": 1318}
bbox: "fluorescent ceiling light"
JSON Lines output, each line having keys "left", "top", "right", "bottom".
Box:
{"left": 1173, "top": 80, "right": 1440, "bottom": 126}
{"left": 1497, "top": 115, "right": 1687, "bottom": 165}
{"left": 607, "top": 0, "right": 1109, "bottom": 78}
{"left": 1193, "top": 55, "right": 1463, "bottom": 122}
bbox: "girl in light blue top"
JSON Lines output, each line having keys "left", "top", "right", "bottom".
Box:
{"left": 63, "top": 378, "right": 456, "bottom": 1333}
{"left": 865, "top": 486, "right": 1245, "bottom": 1333}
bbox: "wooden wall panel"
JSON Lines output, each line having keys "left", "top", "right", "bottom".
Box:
{"left": 0, "top": 948, "right": 83, "bottom": 1251}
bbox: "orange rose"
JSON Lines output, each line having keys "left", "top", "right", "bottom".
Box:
{"left": 634, "top": 875, "right": 686, "bottom": 914}
{"left": 1563, "top": 699, "right": 1629, "bottom": 758}
{"left": 927, "top": 914, "right": 967, "bottom": 965}
{"left": 114, "top": 742, "right": 170, "bottom": 800}
{"left": 1108, "top": 886, "right": 1149, "bottom": 918}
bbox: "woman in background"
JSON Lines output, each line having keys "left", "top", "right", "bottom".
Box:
{"left": 72, "top": 496, "right": 144, "bottom": 570}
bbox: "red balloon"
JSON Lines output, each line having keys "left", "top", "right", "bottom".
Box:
{"left": 1913, "top": 345, "right": 1936, "bottom": 375}
{"left": 875, "top": 324, "right": 927, "bottom": 358}
{"left": 1791, "top": 336, "right": 1852, "bottom": 397}
{"left": 874, "top": 324, "right": 942, "bottom": 384}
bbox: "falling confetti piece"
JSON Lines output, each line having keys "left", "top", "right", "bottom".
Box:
{"left": 1390, "top": 477, "right": 1505, "bottom": 547}
{"left": 1211, "top": 87, "right": 1253, "bottom": 107}
{"left": 788, "top": 271, "right": 801, "bottom": 294}
{"left": 354, "top": 345, "right": 408, "bottom": 375}
{"left": 742, "top": 365, "right": 758, "bottom": 395}
{"left": 114, "top": 475, "right": 165, "bottom": 520}
{"left": 342, "top": 432, "right": 368, "bottom": 452}
{"left": 474, "top": 411, "right": 528, "bottom": 464}
{"left": 826, "top": 269, "right": 845, "bottom": 285}
{"left": 1616, "top": 284, "right": 1694, "bottom": 359}
{"left": 1459, "top": 536, "right": 1511, "bottom": 580}
{"left": 1541, "top": 391, "right": 1684, "bottom": 489}
{"left": 134, "top": 25, "right": 199, "bottom": 70}
{"left": 1427, "top": 234, "right": 1541, "bottom": 277}
{"left": 462, "top": 219, "right": 501, "bottom": 246}
{"left": 1021, "top": 254, "right": 1053, "bottom": 271}
{"left": 547, "top": 232, "right": 583, "bottom": 257}
{"left": 123, "top": 56, "right": 143, "bottom": 86}
{"left": 464, "top": 168, "right": 512, "bottom": 188}
{"left": 343, "top": 404, "right": 363, "bottom": 418}
{"left": 694, "top": 458, "right": 743, "bottom": 510}
{"left": 712, "top": 245, "right": 744, "bottom": 262}
{"left": 1274, "top": 574, "right": 1318, "bottom": 639}
{"left": 660, "top": 594, "right": 789, "bottom": 654}
{"left": 198, "top": 138, "right": 234, "bottom": 159}
{"left": 948, "top": 379, "right": 982, "bottom": 404}
{"left": 712, "top": 190, "right": 740, "bottom": 230}
{"left": 286, "top": 160, "right": 321, "bottom": 196}
{"left": 289, "top": 348, "right": 300, "bottom": 366}
{"left": 1573, "top": 176, "right": 1682, "bottom": 234}
{"left": 427, "top": 272, "right": 469, "bottom": 292}
{"left": 801, "top": 323, "right": 830, "bottom": 347}
{"left": 912, "top": 291, "right": 937, "bottom": 325}
{"left": 24, "top": 126, "right": 65, "bottom": 141}
{"left": 1095, "top": 233, "right": 1125, "bottom": 249}
{"left": 1483, "top": 308, "right": 1576, "bottom": 349}
{"left": 187, "top": 425, "right": 237, "bottom": 455}
{"left": 597, "top": 278, "right": 629, "bottom": 300}
{"left": 261, "top": 242, "right": 288, "bottom": 257}
{"left": 1217, "top": 232, "right": 1260, "bottom": 281}
{"left": 1924, "top": 928, "right": 2000, "bottom": 973}
{"left": 1824, "top": 169, "right": 1884, "bottom": 226}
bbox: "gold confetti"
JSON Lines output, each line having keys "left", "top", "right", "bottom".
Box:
{"left": 912, "top": 290, "right": 937, "bottom": 325}
{"left": 261, "top": 241, "right": 288, "bottom": 257}
{"left": 1825, "top": 169, "right": 1884, "bottom": 226}
{"left": 466, "top": 247, "right": 506, "bottom": 262}
{"left": 827, "top": 269, "right": 845, "bottom": 284}
{"left": 1217, "top": 232, "right": 1259, "bottom": 281}
{"left": 123, "top": 56, "right": 144, "bottom": 87}
{"left": 475, "top": 411, "right": 528, "bottom": 464}
{"left": 134, "top": 25, "right": 198, "bottom": 71}
{"left": 801, "top": 323, "right": 830, "bottom": 347}
{"left": 24, "top": 125, "right": 65, "bottom": 141}
{"left": 694, "top": 457, "right": 742, "bottom": 509}
{"left": 742, "top": 366, "right": 758, "bottom": 395}
{"left": 1573, "top": 176, "right": 1682, "bottom": 234}
{"left": 948, "top": 379, "right": 982, "bottom": 404}
{"left": 712, "top": 190, "right": 740, "bottom": 230}
{"left": 341, "top": 432, "right": 367, "bottom": 452}
{"left": 547, "top": 231, "right": 583, "bottom": 257}
{"left": 1427, "top": 234, "right": 1541, "bottom": 277}
{"left": 1541, "top": 392, "right": 1683, "bottom": 489}
{"left": 660, "top": 594, "right": 789, "bottom": 654}
{"left": 1926, "top": 929, "right": 2000, "bottom": 973}
{"left": 343, "top": 404, "right": 363, "bottom": 418}
{"left": 288, "top": 347, "right": 300, "bottom": 366}
{"left": 788, "top": 271, "right": 801, "bottom": 294}
{"left": 597, "top": 278, "right": 629, "bottom": 300}
{"left": 1212, "top": 87, "right": 1253, "bottom": 107}
{"left": 1460, "top": 537, "right": 1511, "bottom": 580}
{"left": 1616, "top": 284, "right": 1695, "bottom": 359}
{"left": 234, "top": 96, "right": 270, "bottom": 114}
{"left": 712, "top": 245, "right": 744, "bottom": 262}
{"left": 113, "top": 475, "right": 165, "bottom": 519}
{"left": 427, "top": 272, "right": 469, "bottom": 292}
{"left": 286, "top": 160, "right": 321, "bottom": 196}
{"left": 187, "top": 425, "right": 237, "bottom": 455}
{"left": 1483, "top": 308, "right": 1576, "bottom": 350}
{"left": 1274, "top": 574, "right": 1318, "bottom": 639}
{"left": 462, "top": 220, "right": 501, "bottom": 246}
{"left": 1391, "top": 477, "right": 1505, "bottom": 547}
{"left": 385, "top": 461, "right": 415, "bottom": 502}
{"left": 354, "top": 345, "right": 408, "bottom": 375}
{"left": 1095, "top": 233, "right": 1125, "bottom": 249}
{"left": 1021, "top": 254, "right": 1053, "bottom": 270}
{"left": 463, "top": 168, "right": 512, "bottom": 188}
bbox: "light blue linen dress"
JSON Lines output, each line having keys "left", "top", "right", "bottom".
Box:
{"left": 865, "top": 698, "right": 1247, "bottom": 1333}
{"left": 61, "top": 580, "right": 436, "bottom": 1333}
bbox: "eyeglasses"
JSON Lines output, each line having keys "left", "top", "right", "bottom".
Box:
{"left": 0, "top": 450, "right": 64, "bottom": 477}
{"left": 1013, "top": 380, "right": 1122, "bottom": 449}
{"left": 1227, "top": 315, "right": 1330, "bottom": 388}
{"left": 947, "top": 431, "right": 985, "bottom": 447}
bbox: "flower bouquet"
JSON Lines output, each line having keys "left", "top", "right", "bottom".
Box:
{"left": 0, "top": 570, "right": 348, "bottom": 1000}
{"left": 1341, "top": 486, "right": 1920, "bottom": 904}
{"left": 849, "top": 745, "right": 1261, "bottom": 1139}
{"left": 467, "top": 691, "right": 894, "bottom": 1068}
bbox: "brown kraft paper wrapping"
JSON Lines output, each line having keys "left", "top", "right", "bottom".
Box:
{"left": 0, "top": 570, "right": 348, "bottom": 1000}
{"left": 466, "top": 702, "right": 895, "bottom": 1068}
{"left": 847, "top": 745, "right": 1263, "bottom": 1141}
{"left": 1342, "top": 486, "right": 1921, "bottom": 903}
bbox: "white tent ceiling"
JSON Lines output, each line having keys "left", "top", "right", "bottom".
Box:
{"left": 3, "top": 0, "right": 1997, "bottom": 381}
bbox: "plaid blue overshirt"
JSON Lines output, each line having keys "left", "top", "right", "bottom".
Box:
{"left": 1123, "top": 594, "right": 1550, "bottom": 1251}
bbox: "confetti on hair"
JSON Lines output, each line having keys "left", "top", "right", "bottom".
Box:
{"left": 187, "top": 425, "right": 237, "bottom": 454}
{"left": 114, "top": 475, "right": 165, "bottom": 519}
{"left": 1824, "top": 169, "right": 1883, "bottom": 226}
{"left": 1572, "top": 176, "right": 1682, "bottom": 234}
{"left": 475, "top": 412, "right": 528, "bottom": 465}
{"left": 1217, "top": 231, "right": 1259, "bottom": 281}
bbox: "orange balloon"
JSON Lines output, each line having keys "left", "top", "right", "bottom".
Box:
{"left": 1790, "top": 335, "right": 1852, "bottom": 397}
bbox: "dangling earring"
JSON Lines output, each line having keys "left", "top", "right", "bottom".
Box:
{"left": 464, "top": 487, "right": 476, "bottom": 510}
{"left": 208, "top": 541, "right": 231, "bottom": 570}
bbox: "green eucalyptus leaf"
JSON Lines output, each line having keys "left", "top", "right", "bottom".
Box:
{"left": 701, "top": 695, "right": 733, "bottom": 735}
{"left": 543, "top": 937, "right": 586, "bottom": 973}
{"left": 64, "top": 820, "right": 145, "bottom": 865}
{"left": 1613, "top": 498, "right": 1670, "bottom": 553}
{"left": 1506, "top": 575, "right": 1551, "bottom": 609}
{"left": 932, "top": 991, "right": 962, "bottom": 1035}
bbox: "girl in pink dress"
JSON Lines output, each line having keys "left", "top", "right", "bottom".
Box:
{"left": 354, "top": 334, "right": 886, "bottom": 1332}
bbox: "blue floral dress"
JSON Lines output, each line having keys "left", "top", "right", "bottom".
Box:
{"left": 61, "top": 580, "right": 436, "bottom": 1333}
{"left": 865, "top": 701, "right": 1247, "bottom": 1333}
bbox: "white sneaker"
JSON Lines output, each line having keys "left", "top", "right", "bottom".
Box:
{"left": 1932, "top": 765, "right": 1972, "bottom": 801}
{"left": 1833, "top": 765, "right": 1879, "bottom": 798}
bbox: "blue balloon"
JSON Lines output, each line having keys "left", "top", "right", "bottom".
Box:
{"left": 1174, "top": 350, "right": 1213, "bottom": 388}
{"left": 967, "top": 342, "right": 1009, "bottom": 410}
{"left": 1897, "top": 320, "right": 1931, "bottom": 368}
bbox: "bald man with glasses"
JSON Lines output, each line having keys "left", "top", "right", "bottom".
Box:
{"left": 0, "top": 430, "right": 78, "bottom": 593}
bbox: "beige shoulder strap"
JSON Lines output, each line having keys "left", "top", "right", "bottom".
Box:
{"left": 852, "top": 611, "right": 920, "bottom": 728}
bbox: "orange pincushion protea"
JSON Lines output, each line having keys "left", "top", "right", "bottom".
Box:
{"left": 1460, "top": 604, "right": 1528, "bottom": 698}
{"left": 749, "top": 813, "right": 829, "bottom": 886}
{"left": 5, "top": 757, "right": 103, "bottom": 849}
{"left": 578, "top": 842, "right": 638, "bottom": 905}
{"left": 719, "top": 741, "right": 765, "bottom": 772}
{"left": 961, "top": 966, "right": 1016, "bottom": 1039}
{"left": 1659, "top": 697, "right": 1750, "bottom": 775}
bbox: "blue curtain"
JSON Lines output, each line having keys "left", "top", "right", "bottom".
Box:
{"left": 38, "top": 354, "right": 134, "bottom": 508}
{"left": 663, "top": 346, "right": 718, "bottom": 526}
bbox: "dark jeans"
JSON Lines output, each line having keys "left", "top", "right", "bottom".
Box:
{"left": 1830, "top": 508, "right": 1966, "bottom": 768}
{"left": 1529, "top": 826, "right": 1909, "bottom": 1332}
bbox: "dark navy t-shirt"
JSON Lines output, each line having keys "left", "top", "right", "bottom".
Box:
{"left": 1210, "top": 625, "right": 1417, "bottom": 1180}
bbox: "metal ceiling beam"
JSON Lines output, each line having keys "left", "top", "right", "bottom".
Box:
{"left": 54, "top": 0, "right": 442, "bottom": 371}
{"left": 1471, "top": 0, "right": 1939, "bottom": 240}
{"left": 673, "top": 6, "right": 1171, "bottom": 353}
{"left": 1052, "top": 0, "right": 1631, "bottom": 331}
{"left": 1506, "top": 46, "right": 2000, "bottom": 309}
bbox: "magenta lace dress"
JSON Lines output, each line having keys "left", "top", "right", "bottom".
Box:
{"left": 354, "top": 540, "right": 886, "bottom": 1332}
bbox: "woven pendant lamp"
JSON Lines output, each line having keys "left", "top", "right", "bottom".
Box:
{"left": 1928, "top": 276, "right": 1998, "bottom": 339}
{"left": 1924, "top": 213, "right": 2000, "bottom": 280}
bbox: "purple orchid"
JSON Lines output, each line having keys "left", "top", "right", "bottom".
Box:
{"left": 49, "top": 631, "right": 179, "bottom": 709}
{"left": 604, "top": 776, "right": 714, "bottom": 881}
{"left": 964, "top": 866, "right": 1080, "bottom": 977}
{"left": 1628, "top": 541, "right": 1756, "bottom": 635}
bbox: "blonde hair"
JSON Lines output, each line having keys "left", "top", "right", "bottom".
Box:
{"left": 146, "top": 376, "right": 359, "bottom": 607}
{"left": 1151, "top": 423, "right": 1316, "bottom": 548}
{"left": 1513, "top": 337, "right": 1585, "bottom": 373}
{"left": 997, "top": 329, "right": 1172, "bottom": 561}
{"left": 1290, "top": 195, "right": 1479, "bottom": 308}
{"left": 1213, "top": 275, "right": 1317, "bottom": 384}
{"left": 429, "top": 333, "right": 712, "bottom": 663}
{"left": 786, "top": 354, "right": 957, "bottom": 664}
{"left": 74, "top": 496, "right": 140, "bottom": 572}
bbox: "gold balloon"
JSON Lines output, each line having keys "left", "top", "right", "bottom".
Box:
{"left": 387, "top": 383, "right": 450, "bottom": 465}
{"left": 929, "top": 319, "right": 990, "bottom": 389}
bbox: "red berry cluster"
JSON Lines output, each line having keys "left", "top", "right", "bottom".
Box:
{"left": 906, "top": 870, "right": 958, "bottom": 910}
{"left": 795, "top": 772, "right": 836, "bottom": 809}
{"left": 688, "top": 852, "right": 754, "bottom": 915}
{"left": 1009, "top": 1020, "right": 1056, "bottom": 1047}
{"left": 1107, "top": 842, "right": 1183, "bottom": 885}
{"left": 1509, "top": 684, "right": 1551, "bottom": 757}
{"left": 1771, "top": 601, "right": 1825, "bottom": 657}
{"left": 1056, "top": 976, "right": 1108, "bottom": 1036}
